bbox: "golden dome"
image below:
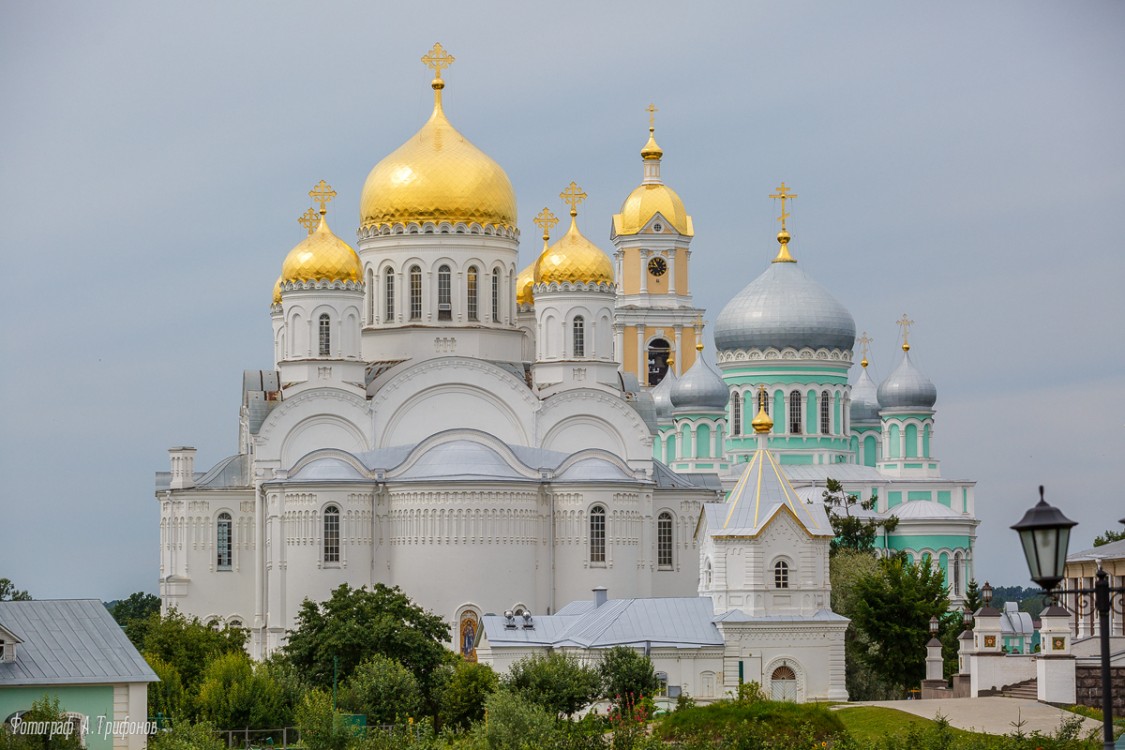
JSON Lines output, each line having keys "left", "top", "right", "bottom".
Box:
{"left": 359, "top": 79, "right": 517, "bottom": 230}
{"left": 272, "top": 275, "right": 282, "bottom": 305}
{"left": 281, "top": 212, "right": 362, "bottom": 285}
{"left": 614, "top": 182, "right": 693, "bottom": 236}
{"left": 751, "top": 389, "right": 774, "bottom": 434}
{"left": 516, "top": 263, "right": 535, "bottom": 306}
{"left": 534, "top": 200, "right": 613, "bottom": 287}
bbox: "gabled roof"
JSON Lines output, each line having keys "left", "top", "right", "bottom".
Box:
{"left": 0, "top": 600, "right": 157, "bottom": 686}
{"left": 1068, "top": 538, "right": 1125, "bottom": 563}
{"left": 705, "top": 448, "right": 830, "bottom": 538}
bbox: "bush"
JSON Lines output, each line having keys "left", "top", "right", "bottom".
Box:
{"left": 0, "top": 695, "right": 83, "bottom": 750}
{"left": 148, "top": 721, "right": 225, "bottom": 750}
{"left": 504, "top": 652, "right": 601, "bottom": 718}
{"left": 436, "top": 659, "right": 499, "bottom": 731}
{"left": 295, "top": 690, "right": 359, "bottom": 750}
{"left": 341, "top": 654, "right": 422, "bottom": 726}
{"left": 473, "top": 690, "right": 559, "bottom": 750}
{"left": 195, "top": 651, "right": 289, "bottom": 729}
{"left": 598, "top": 647, "right": 661, "bottom": 710}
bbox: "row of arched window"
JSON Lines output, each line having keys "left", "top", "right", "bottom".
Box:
{"left": 587, "top": 506, "right": 675, "bottom": 568}
{"left": 730, "top": 388, "right": 845, "bottom": 436}
{"left": 364, "top": 263, "right": 514, "bottom": 326}
{"left": 215, "top": 507, "right": 340, "bottom": 568}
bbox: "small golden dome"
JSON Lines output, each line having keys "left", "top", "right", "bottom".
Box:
{"left": 751, "top": 392, "right": 774, "bottom": 434}
{"left": 272, "top": 275, "right": 282, "bottom": 305}
{"left": 614, "top": 183, "right": 693, "bottom": 237}
{"left": 281, "top": 213, "right": 362, "bottom": 285}
{"left": 534, "top": 214, "right": 613, "bottom": 286}
{"left": 516, "top": 263, "right": 535, "bottom": 306}
{"left": 640, "top": 131, "right": 663, "bottom": 160}
{"left": 359, "top": 80, "right": 517, "bottom": 230}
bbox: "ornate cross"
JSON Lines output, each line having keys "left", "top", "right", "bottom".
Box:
{"left": 422, "top": 43, "right": 455, "bottom": 80}
{"left": 560, "top": 182, "right": 587, "bottom": 216}
{"left": 309, "top": 180, "right": 336, "bottom": 214}
{"left": 769, "top": 182, "right": 797, "bottom": 231}
{"left": 298, "top": 207, "right": 319, "bottom": 235}
{"left": 857, "top": 332, "right": 872, "bottom": 367}
{"left": 646, "top": 103, "right": 657, "bottom": 131}
{"left": 896, "top": 314, "right": 914, "bottom": 350}
{"left": 533, "top": 207, "right": 559, "bottom": 241}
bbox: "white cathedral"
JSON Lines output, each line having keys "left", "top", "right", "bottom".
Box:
{"left": 155, "top": 46, "right": 979, "bottom": 702}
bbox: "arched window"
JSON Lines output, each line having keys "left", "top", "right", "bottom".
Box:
{"left": 953, "top": 551, "right": 963, "bottom": 596}
{"left": 466, "top": 266, "right": 479, "bottom": 321}
{"left": 820, "top": 390, "right": 830, "bottom": 434}
{"left": 491, "top": 267, "right": 501, "bottom": 322}
{"left": 703, "top": 558, "right": 712, "bottom": 588}
{"left": 731, "top": 392, "right": 742, "bottom": 435}
{"left": 657, "top": 511, "right": 673, "bottom": 568}
{"left": 323, "top": 505, "right": 340, "bottom": 563}
{"left": 589, "top": 505, "right": 606, "bottom": 564}
{"left": 437, "top": 264, "right": 452, "bottom": 320}
{"left": 216, "top": 512, "right": 232, "bottom": 570}
{"left": 365, "top": 268, "right": 374, "bottom": 324}
{"left": 788, "top": 390, "right": 802, "bottom": 434}
{"left": 774, "top": 560, "right": 789, "bottom": 588}
{"left": 573, "top": 316, "right": 585, "bottom": 357}
{"left": 318, "top": 314, "right": 331, "bottom": 356}
{"left": 384, "top": 267, "right": 395, "bottom": 322}
{"left": 647, "top": 338, "right": 671, "bottom": 385}
{"left": 409, "top": 265, "right": 422, "bottom": 320}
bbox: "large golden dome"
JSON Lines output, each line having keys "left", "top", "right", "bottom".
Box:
{"left": 281, "top": 212, "right": 362, "bottom": 285}
{"left": 612, "top": 118, "right": 693, "bottom": 237}
{"left": 534, "top": 194, "right": 613, "bottom": 286}
{"left": 359, "top": 72, "right": 517, "bottom": 231}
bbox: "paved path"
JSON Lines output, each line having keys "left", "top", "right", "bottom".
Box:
{"left": 835, "top": 697, "right": 1102, "bottom": 737}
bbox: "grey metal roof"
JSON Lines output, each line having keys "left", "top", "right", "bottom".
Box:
{"left": 670, "top": 355, "right": 729, "bottom": 412}
{"left": 850, "top": 365, "right": 881, "bottom": 422}
{"left": 714, "top": 260, "right": 855, "bottom": 352}
{"left": 877, "top": 349, "right": 937, "bottom": 409}
{"left": 0, "top": 600, "right": 157, "bottom": 686}
{"left": 888, "top": 499, "right": 963, "bottom": 520}
{"left": 650, "top": 369, "right": 676, "bottom": 420}
{"left": 156, "top": 455, "right": 249, "bottom": 491}
{"left": 243, "top": 370, "right": 281, "bottom": 435}
{"left": 713, "top": 608, "right": 848, "bottom": 623}
{"left": 1068, "top": 538, "right": 1125, "bottom": 562}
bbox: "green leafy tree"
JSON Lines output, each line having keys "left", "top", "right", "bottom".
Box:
{"left": 340, "top": 654, "right": 422, "bottom": 726}
{"left": 435, "top": 659, "right": 499, "bottom": 731}
{"left": 0, "top": 578, "right": 31, "bottom": 601}
{"left": 282, "top": 584, "right": 450, "bottom": 699}
{"left": 140, "top": 610, "right": 247, "bottom": 693}
{"left": 849, "top": 555, "right": 951, "bottom": 694}
{"left": 148, "top": 721, "right": 225, "bottom": 750}
{"left": 822, "top": 479, "right": 898, "bottom": 556}
{"left": 195, "top": 651, "right": 290, "bottom": 730}
{"left": 145, "top": 654, "right": 187, "bottom": 725}
{"left": 598, "top": 646, "right": 661, "bottom": 706}
{"left": 107, "top": 592, "right": 160, "bottom": 649}
{"left": 0, "top": 695, "right": 82, "bottom": 750}
{"left": 828, "top": 549, "right": 896, "bottom": 700}
{"left": 472, "top": 690, "right": 559, "bottom": 750}
{"left": 1094, "top": 528, "right": 1125, "bottom": 547}
{"left": 294, "top": 690, "right": 356, "bottom": 750}
{"left": 503, "top": 652, "right": 601, "bottom": 718}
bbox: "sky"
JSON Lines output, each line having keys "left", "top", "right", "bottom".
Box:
{"left": 1, "top": 1, "right": 1123, "bottom": 601}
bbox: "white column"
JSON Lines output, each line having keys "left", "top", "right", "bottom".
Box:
{"left": 668, "top": 248, "right": 677, "bottom": 295}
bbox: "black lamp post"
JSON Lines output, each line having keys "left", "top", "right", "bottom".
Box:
{"left": 1012, "top": 486, "right": 1123, "bottom": 750}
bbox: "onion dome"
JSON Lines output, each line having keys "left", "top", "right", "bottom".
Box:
{"left": 850, "top": 344, "right": 881, "bottom": 422}
{"left": 515, "top": 263, "right": 535, "bottom": 307}
{"left": 670, "top": 344, "right": 729, "bottom": 411}
{"left": 281, "top": 183, "right": 362, "bottom": 285}
{"left": 360, "top": 45, "right": 517, "bottom": 231}
{"left": 714, "top": 225, "right": 855, "bottom": 352}
{"left": 534, "top": 183, "right": 613, "bottom": 286}
{"left": 750, "top": 388, "right": 774, "bottom": 434}
{"left": 878, "top": 345, "right": 937, "bottom": 410}
{"left": 650, "top": 360, "right": 677, "bottom": 420}
{"left": 612, "top": 108, "right": 693, "bottom": 237}
{"left": 272, "top": 275, "right": 282, "bottom": 305}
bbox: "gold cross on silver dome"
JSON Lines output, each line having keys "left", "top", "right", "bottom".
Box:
{"left": 298, "top": 207, "right": 319, "bottom": 235}
{"left": 534, "top": 207, "right": 559, "bottom": 242}
{"left": 560, "top": 182, "right": 587, "bottom": 217}
{"left": 857, "top": 332, "right": 873, "bottom": 367}
{"left": 309, "top": 180, "right": 336, "bottom": 215}
{"left": 896, "top": 314, "right": 914, "bottom": 351}
{"left": 422, "top": 43, "right": 455, "bottom": 81}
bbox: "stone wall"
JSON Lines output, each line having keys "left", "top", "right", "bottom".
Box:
{"left": 1075, "top": 665, "right": 1125, "bottom": 713}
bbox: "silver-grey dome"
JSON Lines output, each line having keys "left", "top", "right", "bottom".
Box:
{"left": 670, "top": 354, "right": 729, "bottom": 411}
{"left": 877, "top": 350, "right": 937, "bottom": 409}
{"left": 650, "top": 368, "right": 677, "bottom": 420}
{"left": 850, "top": 366, "right": 881, "bottom": 422}
{"left": 714, "top": 262, "right": 856, "bottom": 352}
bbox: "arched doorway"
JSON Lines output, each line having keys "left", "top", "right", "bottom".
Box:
{"left": 770, "top": 665, "right": 797, "bottom": 701}
{"left": 647, "top": 338, "right": 672, "bottom": 386}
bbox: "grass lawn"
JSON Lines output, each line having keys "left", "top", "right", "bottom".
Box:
{"left": 834, "top": 705, "right": 988, "bottom": 744}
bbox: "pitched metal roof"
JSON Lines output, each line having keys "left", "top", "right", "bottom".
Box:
{"left": 707, "top": 448, "right": 831, "bottom": 537}
{"left": 0, "top": 600, "right": 157, "bottom": 686}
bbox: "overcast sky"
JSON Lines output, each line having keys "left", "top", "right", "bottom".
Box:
{"left": 2, "top": 2, "right": 1122, "bottom": 601}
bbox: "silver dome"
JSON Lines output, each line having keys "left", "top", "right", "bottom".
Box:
{"left": 850, "top": 366, "right": 881, "bottom": 422}
{"left": 877, "top": 349, "right": 937, "bottom": 409}
{"left": 650, "top": 368, "right": 677, "bottom": 420}
{"left": 670, "top": 354, "right": 729, "bottom": 411}
{"left": 714, "top": 262, "right": 856, "bottom": 352}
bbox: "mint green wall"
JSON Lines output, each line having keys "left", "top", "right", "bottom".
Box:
{"left": 0, "top": 685, "right": 117, "bottom": 750}
{"left": 805, "top": 391, "right": 817, "bottom": 434}
{"left": 937, "top": 491, "right": 951, "bottom": 507}
{"left": 888, "top": 491, "right": 902, "bottom": 508}
{"left": 863, "top": 435, "right": 877, "bottom": 467}
{"left": 666, "top": 435, "right": 676, "bottom": 464}
{"left": 887, "top": 534, "right": 972, "bottom": 551}
{"left": 923, "top": 425, "right": 931, "bottom": 458}
{"left": 779, "top": 454, "right": 814, "bottom": 465}
{"left": 696, "top": 424, "right": 712, "bottom": 458}
{"left": 773, "top": 391, "right": 785, "bottom": 430}
{"left": 905, "top": 423, "right": 918, "bottom": 457}
{"left": 834, "top": 391, "right": 841, "bottom": 434}
{"left": 888, "top": 424, "right": 900, "bottom": 458}
{"left": 907, "top": 491, "right": 931, "bottom": 502}
{"left": 962, "top": 488, "right": 968, "bottom": 512}
{"left": 653, "top": 435, "right": 662, "bottom": 461}
{"left": 850, "top": 435, "right": 859, "bottom": 456}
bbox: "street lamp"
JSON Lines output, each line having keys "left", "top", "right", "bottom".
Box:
{"left": 1012, "top": 485, "right": 1125, "bottom": 750}
{"left": 929, "top": 616, "right": 939, "bottom": 635}
{"left": 981, "top": 581, "right": 993, "bottom": 608}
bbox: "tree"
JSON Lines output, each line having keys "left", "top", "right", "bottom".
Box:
{"left": 140, "top": 610, "right": 247, "bottom": 693}
{"left": 0, "top": 695, "right": 82, "bottom": 750}
{"left": 1094, "top": 529, "right": 1125, "bottom": 547}
{"left": 340, "top": 654, "right": 422, "bottom": 726}
{"left": 963, "top": 578, "right": 982, "bottom": 614}
{"left": 472, "top": 690, "right": 559, "bottom": 750}
{"left": 598, "top": 646, "right": 661, "bottom": 706}
{"left": 503, "top": 652, "right": 601, "bottom": 718}
{"left": 145, "top": 654, "right": 187, "bottom": 725}
{"left": 294, "top": 690, "right": 355, "bottom": 750}
{"left": 195, "top": 651, "right": 290, "bottom": 729}
{"left": 282, "top": 584, "right": 450, "bottom": 700}
{"left": 829, "top": 550, "right": 896, "bottom": 700}
{"left": 822, "top": 479, "right": 898, "bottom": 556}
{"left": 849, "top": 555, "right": 951, "bottom": 694}
{"left": 107, "top": 592, "right": 160, "bottom": 648}
{"left": 0, "top": 578, "right": 31, "bottom": 601}
{"left": 435, "top": 659, "right": 498, "bottom": 731}
{"left": 148, "top": 721, "right": 225, "bottom": 750}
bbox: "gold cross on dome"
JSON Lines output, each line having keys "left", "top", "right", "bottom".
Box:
{"left": 769, "top": 182, "right": 797, "bottom": 231}
{"left": 309, "top": 180, "right": 336, "bottom": 214}
{"left": 560, "top": 182, "right": 587, "bottom": 216}
{"left": 298, "top": 207, "right": 319, "bottom": 235}
{"left": 857, "top": 332, "right": 872, "bottom": 367}
{"left": 422, "top": 43, "right": 455, "bottom": 79}
{"left": 896, "top": 314, "right": 914, "bottom": 351}
{"left": 533, "top": 207, "right": 559, "bottom": 240}
{"left": 646, "top": 103, "right": 657, "bottom": 131}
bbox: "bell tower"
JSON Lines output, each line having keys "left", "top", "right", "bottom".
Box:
{"left": 611, "top": 105, "right": 705, "bottom": 387}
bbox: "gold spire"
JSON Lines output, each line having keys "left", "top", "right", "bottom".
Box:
{"left": 641, "top": 103, "right": 663, "bottom": 161}
{"left": 309, "top": 180, "right": 337, "bottom": 215}
{"left": 298, "top": 208, "right": 318, "bottom": 235}
{"left": 769, "top": 182, "right": 798, "bottom": 263}
{"left": 422, "top": 42, "right": 454, "bottom": 99}
{"left": 858, "top": 332, "right": 873, "bottom": 368}
{"left": 751, "top": 385, "right": 774, "bottom": 434}
{"left": 896, "top": 314, "right": 915, "bottom": 351}
{"left": 534, "top": 207, "right": 559, "bottom": 246}
{"left": 695, "top": 315, "right": 704, "bottom": 351}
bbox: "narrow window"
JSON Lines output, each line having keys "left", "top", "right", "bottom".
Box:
{"left": 731, "top": 391, "right": 741, "bottom": 435}
{"left": 217, "top": 512, "right": 232, "bottom": 570}
{"left": 366, "top": 268, "right": 374, "bottom": 324}
{"left": 789, "top": 390, "right": 802, "bottom": 434}
{"left": 438, "top": 264, "right": 452, "bottom": 320}
{"left": 318, "top": 314, "right": 331, "bottom": 356}
{"left": 467, "top": 266, "right": 479, "bottom": 321}
{"left": 491, "top": 268, "right": 500, "bottom": 322}
{"left": 323, "top": 505, "right": 340, "bottom": 563}
{"left": 410, "top": 266, "right": 422, "bottom": 320}
{"left": 573, "top": 316, "right": 585, "bottom": 357}
{"left": 953, "top": 552, "right": 963, "bottom": 596}
{"left": 384, "top": 268, "right": 395, "bottom": 322}
{"left": 774, "top": 560, "right": 789, "bottom": 588}
{"left": 820, "top": 390, "right": 830, "bottom": 434}
{"left": 657, "top": 511, "right": 673, "bottom": 568}
{"left": 589, "top": 505, "right": 606, "bottom": 563}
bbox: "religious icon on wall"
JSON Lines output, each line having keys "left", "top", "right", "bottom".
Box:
{"left": 983, "top": 635, "right": 996, "bottom": 648}
{"left": 460, "top": 612, "right": 479, "bottom": 662}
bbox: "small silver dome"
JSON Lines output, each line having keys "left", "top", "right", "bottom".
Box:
{"left": 670, "top": 354, "right": 729, "bottom": 411}
{"left": 714, "top": 262, "right": 855, "bottom": 352}
{"left": 878, "top": 349, "right": 937, "bottom": 409}
{"left": 850, "top": 366, "right": 881, "bottom": 422}
{"left": 650, "top": 368, "right": 677, "bottom": 420}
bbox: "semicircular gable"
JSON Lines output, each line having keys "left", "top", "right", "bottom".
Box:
{"left": 281, "top": 415, "right": 368, "bottom": 467}
{"left": 256, "top": 388, "right": 371, "bottom": 465}
{"left": 288, "top": 449, "right": 369, "bottom": 481}
{"left": 538, "top": 389, "right": 652, "bottom": 461}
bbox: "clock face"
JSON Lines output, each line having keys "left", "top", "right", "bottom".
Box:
{"left": 648, "top": 257, "right": 668, "bottom": 277}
